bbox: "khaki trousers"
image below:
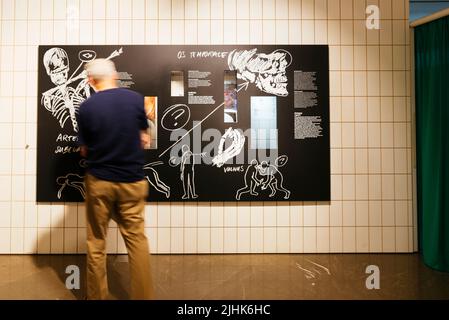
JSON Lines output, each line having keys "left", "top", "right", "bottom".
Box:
{"left": 85, "top": 174, "right": 153, "bottom": 300}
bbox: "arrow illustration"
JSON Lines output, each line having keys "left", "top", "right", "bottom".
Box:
{"left": 158, "top": 81, "right": 250, "bottom": 158}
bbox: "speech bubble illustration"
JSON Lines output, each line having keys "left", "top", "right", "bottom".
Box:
{"left": 161, "top": 104, "right": 191, "bottom": 131}
{"left": 78, "top": 50, "right": 97, "bottom": 62}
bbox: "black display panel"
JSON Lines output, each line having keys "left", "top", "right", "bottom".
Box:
{"left": 37, "top": 45, "right": 330, "bottom": 202}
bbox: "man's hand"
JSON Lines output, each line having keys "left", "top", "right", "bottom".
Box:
{"left": 140, "top": 130, "right": 150, "bottom": 149}
{"left": 80, "top": 145, "right": 88, "bottom": 158}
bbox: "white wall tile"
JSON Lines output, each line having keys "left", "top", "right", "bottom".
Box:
{"left": 356, "top": 226, "right": 369, "bottom": 252}
{"left": 145, "top": 0, "right": 159, "bottom": 19}
{"left": 353, "top": 20, "right": 366, "bottom": 45}
{"left": 37, "top": 227, "right": 50, "bottom": 253}
{"left": 263, "top": 227, "right": 277, "bottom": 253}
{"left": 238, "top": 202, "right": 251, "bottom": 226}
{"left": 355, "top": 149, "right": 368, "bottom": 173}
{"left": 341, "top": 149, "right": 355, "bottom": 174}
{"left": 224, "top": 20, "right": 236, "bottom": 44}
{"left": 368, "top": 174, "right": 382, "bottom": 200}
{"left": 381, "top": 148, "right": 394, "bottom": 174}
{"left": 277, "top": 227, "right": 290, "bottom": 252}
{"left": 251, "top": 227, "right": 263, "bottom": 253}
{"left": 276, "top": 203, "right": 290, "bottom": 226}
{"left": 223, "top": 227, "right": 237, "bottom": 253}
{"left": 396, "top": 226, "right": 408, "bottom": 252}
{"left": 303, "top": 227, "right": 316, "bottom": 253}
{"left": 197, "top": 227, "right": 210, "bottom": 252}
{"left": 290, "top": 227, "right": 303, "bottom": 252}
{"left": 170, "top": 227, "right": 184, "bottom": 253}
{"left": 369, "top": 226, "right": 382, "bottom": 252}
{"left": 342, "top": 201, "right": 355, "bottom": 226}
{"left": 355, "top": 201, "right": 369, "bottom": 226}
{"left": 210, "top": 0, "right": 223, "bottom": 19}
{"left": 382, "top": 226, "right": 395, "bottom": 252}
{"left": 302, "top": 0, "right": 314, "bottom": 19}
{"left": 24, "top": 228, "right": 37, "bottom": 253}
{"left": 303, "top": 202, "right": 316, "bottom": 226}
{"left": 316, "top": 227, "right": 329, "bottom": 252}
{"left": 330, "top": 201, "right": 342, "bottom": 226}
{"left": 263, "top": 20, "right": 275, "bottom": 44}
{"left": 355, "top": 175, "right": 368, "bottom": 200}
{"left": 329, "top": 226, "right": 342, "bottom": 252}
{"left": 198, "top": 20, "right": 211, "bottom": 44}
{"left": 50, "top": 227, "right": 64, "bottom": 253}
{"left": 343, "top": 226, "right": 356, "bottom": 252}
{"left": 0, "top": 228, "right": 11, "bottom": 253}
{"left": 185, "top": 0, "right": 198, "bottom": 19}
{"left": 196, "top": 0, "right": 209, "bottom": 19}
{"left": 314, "top": 0, "right": 327, "bottom": 19}
{"left": 276, "top": 20, "right": 289, "bottom": 44}
{"left": 290, "top": 202, "right": 303, "bottom": 226}
{"left": 210, "top": 227, "right": 223, "bottom": 252}
{"left": 132, "top": 20, "right": 145, "bottom": 44}
{"left": 340, "top": 20, "right": 353, "bottom": 45}
{"left": 288, "top": 0, "right": 301, "bottom": 19}
{"left": 380, "top": 20, "right": 392, "bottom": 45}
{"left": 237, "top": 227, "right": 250, "bottom": 253}
{"left": 157, "top": 227, "right": 170, "bottom": 252}
{"left": 210, "top": 19, "right": 223, "bottom": 44}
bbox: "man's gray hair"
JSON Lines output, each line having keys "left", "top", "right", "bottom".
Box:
{"left": 85, "top": 58, "right": 117, "bottom": 81}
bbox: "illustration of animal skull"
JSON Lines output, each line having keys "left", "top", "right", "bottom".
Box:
{"left": 228, "top": 48, "right": 292, "bottom": 97}
{"left": 43, "top": 48, "right": 70, "bottom": 86}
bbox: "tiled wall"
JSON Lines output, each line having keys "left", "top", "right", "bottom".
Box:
{"left": 0, "top": 0, "right": 415, "bottom": 254}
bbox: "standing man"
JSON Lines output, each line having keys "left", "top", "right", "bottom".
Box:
{"left": 77, "top": 59, "right": 153, "bottom": 300}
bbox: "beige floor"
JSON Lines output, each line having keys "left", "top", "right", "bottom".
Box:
{"left": 0, "top": 253, "right": 448, "bottom": 300}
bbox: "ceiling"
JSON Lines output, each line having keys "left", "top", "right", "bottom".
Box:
{"left": 410, "top": 0, "right": 449, "bottom": 21}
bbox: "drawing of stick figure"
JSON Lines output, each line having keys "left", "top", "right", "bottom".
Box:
{"left": 235, "top": 159, "right": 262, "bottom": 200}
{"left": 56, "top": 173, "right": 86, "bottom": 199}
{"left": 171, "top": 145, "right": 206, "bottom": 200}
{"left": 144, "top": 161, "right": 171, "bottom": 198}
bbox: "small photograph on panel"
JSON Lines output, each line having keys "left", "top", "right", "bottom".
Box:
{"left": 224, "top": 110, "right": 237, "bottom": 123}
{"left": 250, "top": 96, "right": 278, "bottom": 149}
{"left": 144, "top": 96, "right": 158, "bottom": 149}
{"left": 224, "top": 70, "right": 238, "bottom": 123}
{"left": 171, "top": 71, "right": 184, "bottom": 97}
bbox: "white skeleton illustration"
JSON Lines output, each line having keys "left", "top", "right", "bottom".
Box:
{"left": 212, "top": 127, "right": 245, "bottom": 168}
{"left": 41, "top": 47, "right": 123, "bottom": 132}
{"left": 228, "top": 48, "right": 292, "bottom": 97}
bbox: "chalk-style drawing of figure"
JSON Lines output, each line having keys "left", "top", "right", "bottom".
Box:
{"left": 256, "top": 160, "right": 291, "bottom": 199}
{"left": 235, "top": 159, "right": 262, "bottom": 200}
{"left": 227, "top": 48, "right": 292, "bottom": 97}
{"left": 56, "top": 173, "right": 85, "bottom": 199}
{"left": 41, "top": 47, "right": 123, "bottom": 132}
{"left": 212, "top": 127, "right": 245, "bottom": 168}
{"left": 143, "top": 161, "right": 170, "bottom": 198}
{"left": 170, "top": 145, "right": 206, "bottom": 199}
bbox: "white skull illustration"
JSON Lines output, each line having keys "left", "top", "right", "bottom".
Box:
{"left": 43, "top": 48, "right": 70, "bottom": 86}
{"left": 228, "top": 48, "right": 292, "bottom": 96}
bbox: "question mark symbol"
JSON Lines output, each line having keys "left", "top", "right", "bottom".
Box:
{"left": 172, "top": 109, "right": 185, "bottom": 127}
